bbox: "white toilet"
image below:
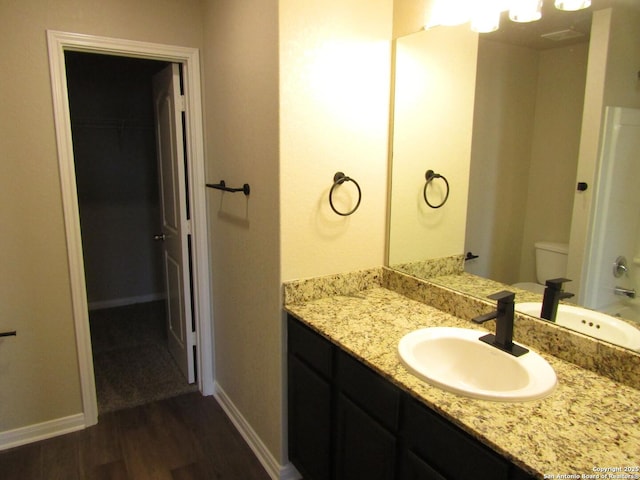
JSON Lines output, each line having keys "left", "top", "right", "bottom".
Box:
{"left": 512, "top": 241, "right": 569, "bottom": 294}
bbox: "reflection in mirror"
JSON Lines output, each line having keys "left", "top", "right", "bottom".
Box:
{"left": 387, "top": 1, "right": 640, "bottom": 351}
{"left": 388, "top": 23, "right": 477, "bottom": 269}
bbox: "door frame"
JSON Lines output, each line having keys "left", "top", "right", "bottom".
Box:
{"left": 47, "top": 30, "right": 214, "bottom": 427}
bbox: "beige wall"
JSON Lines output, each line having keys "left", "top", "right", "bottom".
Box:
{"left": 0, "top": 0, "right": 203, "bottom": 433}
{"left": 464, "top": 40, "right": 587, "bottom": 286}
{"left": 393, "top": 0, "right": 431, "bottom": 38}
{"left": 602, "top": 5, "right": 640, "bottom": 109}
{"left": 518, "top": 43, "right": 588, "bottom": 284}
{"left": 389, "top": 25, "right": 477, "bottom": 266}
{"left": 202, "top": 0, "right": 283, "bottom": 462}
{"left": 279, "top": 0, "right": 393, "bottom": 281}
{"left": 1, "top": 0, "right": 393, "bottom": 466}
{"left": 465, "top": 40, "right": 539, "bottom": 283}
{"left": 204, "top": 0, "right": 393, "bottom": 465}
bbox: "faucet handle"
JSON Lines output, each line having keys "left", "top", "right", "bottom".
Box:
{"left": 545, "top": 277, "right": 572, "bottom": 289}
{"left": 477, "top": 290, "right": 528, "bottom": 357}
{"left": 542, "top": 278, "right": 573, "bottom": 321}
{"left": 472, "top": 290, "right": 514, "bottom": 324}
{"left": 487, "top": 290, "right": 515, "bottom": 304}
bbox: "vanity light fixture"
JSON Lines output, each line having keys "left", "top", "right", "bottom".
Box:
{"left": 426, "top": 0, "right": 591, "bottom": 34}
{"left": 555, "top": 0, "right": 591, "bottom": 11}
{"left": 470, "top": 3, "right": 503, "bottom": 33}
{"left": 509, "top": 0, "right": 543, "bottom": 23}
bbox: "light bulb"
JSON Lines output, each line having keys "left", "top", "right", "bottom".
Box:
{"left": 555, "top": 0, "right": 591, "bottom": 11}
{"left": 471, "top": 12, "right": 501, "bottom": 32}
{"left": 471, "top": 0, "right": 503, "bottom": 33}
{"left": 509, "top": 0, "right": 543, "bottom": 22}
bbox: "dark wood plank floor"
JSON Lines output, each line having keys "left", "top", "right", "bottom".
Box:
{"left": 0, "top": 392, "right": 271, "bottom": 480}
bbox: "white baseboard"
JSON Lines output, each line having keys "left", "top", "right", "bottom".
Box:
{"left": 88, "top": 293, "right": 166, "bottom": 311}
{"left": 0, "top": 413, "right": 85, "bottom": 451}
{"left": 213, "top": 383, "right": 301, "bottom": 480}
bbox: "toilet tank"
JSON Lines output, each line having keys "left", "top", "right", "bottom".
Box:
{"left": 535, "top": 241, "right": 569, "bottom": 284}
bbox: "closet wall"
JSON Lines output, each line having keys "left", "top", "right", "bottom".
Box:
{"left": 66, "top": 52, "right": 168, "bottom": 309}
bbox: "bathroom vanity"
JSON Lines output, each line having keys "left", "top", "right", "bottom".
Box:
{"left": 284, "top": 268, "right": 640, "bottom": 479}
{"left": 288, "top": 315, "right": 534, "bottom": 480}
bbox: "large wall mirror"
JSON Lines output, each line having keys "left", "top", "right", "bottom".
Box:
{"left": 387, "top": 0, "right": 640, "bottom": 351}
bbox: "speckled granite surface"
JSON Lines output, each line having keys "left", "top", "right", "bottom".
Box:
{"left": 282, "top": 267, "right": 383, "bottom": 304}
{"left": 428, "top": 271, "right": 544, "bottom": 303}
{"left": 389, "top": 254, "right": 465, "bottom": 279}
{"left": 283, "top": 270, "right": 640, "bottom": 478}
{"left": 282, "top": 268, "right": 640, "bottom": 388}
{"left": 383, "top": 269, "right": 640, "bottom": 389}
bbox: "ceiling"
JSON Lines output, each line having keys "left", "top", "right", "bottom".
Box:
{"left": 481, "top": 0, "right": 627, "bottom": 50}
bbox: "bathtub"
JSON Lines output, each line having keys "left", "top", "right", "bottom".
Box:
{"left": 600, "top": 299, "right": 640, "bottom": 325}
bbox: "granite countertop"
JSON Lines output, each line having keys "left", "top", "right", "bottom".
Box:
{"left": 285, "top": 286, "right": 640, "bottom": 478}
{"left": 427, "top": 272, "right": 545, "bottom": 303}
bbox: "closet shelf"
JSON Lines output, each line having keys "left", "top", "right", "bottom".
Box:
{"left": 71, "top": 117, "right": 153, "bottom": 130}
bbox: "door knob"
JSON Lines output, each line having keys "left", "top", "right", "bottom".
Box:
{"left": 153, "top": 233, "right": 166, "bottom": 241}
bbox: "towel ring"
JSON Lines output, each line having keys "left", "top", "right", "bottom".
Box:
{"left": 329, "top": 172, "right": 361, "bottom": 216}
{"left": 423, "top": 170, "right": 449, "bottom": 209}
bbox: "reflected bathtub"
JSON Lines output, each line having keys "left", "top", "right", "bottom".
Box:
{"left": 600, "top": 300, "right": 640, "bottom": 324}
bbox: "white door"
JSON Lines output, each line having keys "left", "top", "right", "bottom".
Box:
{"left": 153, "top": 63, "right": 195, "bottom": 383}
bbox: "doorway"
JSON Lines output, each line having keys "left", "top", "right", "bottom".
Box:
{"left": 47, "top": 31, "right": 214, "bottom": 427}
{"left": 65, "top": 52, "right": 198, "bottom": 413}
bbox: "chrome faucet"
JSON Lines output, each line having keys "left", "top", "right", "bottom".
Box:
{"left": 472, "top": 290, "right": 529, "bottom": 357}
{"left": 541, "top": 278, "right": 574, "bottom": 322}
{"left": 614, "top": 286, "right": 636, "bottom": 299}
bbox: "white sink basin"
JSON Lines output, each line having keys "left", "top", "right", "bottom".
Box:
{"left": 516, "top": 303, "right": 640, "bottom": 351}
{"left": 398, "top": 327, "right": 557, "bottom": 402}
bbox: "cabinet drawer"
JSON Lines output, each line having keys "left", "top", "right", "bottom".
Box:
{"left": 336, "top": 350, "right": 401, "bottom": 432}
{"left": 288, "top": 316, "right": 333, "bottom": 378}
{"left": 404, "top": 397, "right": 510, "bottom": 480}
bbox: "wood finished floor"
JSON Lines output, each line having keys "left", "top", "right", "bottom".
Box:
{"left": 0, "top": 392, "right": 271, "bottom": 480}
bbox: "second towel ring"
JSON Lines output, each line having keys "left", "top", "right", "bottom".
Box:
{"left": 423, "top": 169, "right": 450, "bottom": 209}
{"left": 329, "top": 172, "right": 362, "bottom": 216}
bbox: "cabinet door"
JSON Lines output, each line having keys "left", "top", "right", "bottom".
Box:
{"left": 336, "top": 350, "right": 400, "bottom": 432}
{"left": 510, "top": 466, "right": 537, "bottom": 480}
{"left": 335, "top": 394, "right": 397, "bottom": 480}
{"left": 288, "top": 316, "right": 332, "bottom": 377}
{"left": 403, "top": 451, "right": 447, "bottom": 480}
{"left": 403, "top": 398, "right": 510, "bottom": 480}
{"left": 288, "top": 355, "right": 332, "bottom": 480}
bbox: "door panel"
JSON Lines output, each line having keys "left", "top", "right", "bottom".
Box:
{"left": 165, "top": 253, "right": 184, "bottom": 343}
{"left": 153, "top": 63, "right": 194, "bottom": 383}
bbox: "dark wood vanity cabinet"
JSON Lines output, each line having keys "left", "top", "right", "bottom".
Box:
{"left": 402, "top": 397, "right": 509, "bottom": 480}
{"left": 288, "top": 318, "right": 333, "bottom": 480}
{"left": 287, "top": 315, "right": 535, "bottom": 480}
{"left": 335, "top": 349, "right": 401, "bottom": 480}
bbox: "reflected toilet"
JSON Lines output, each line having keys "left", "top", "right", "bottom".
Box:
{"left": 512, "top": 241, "right": 569, "bottom": 294}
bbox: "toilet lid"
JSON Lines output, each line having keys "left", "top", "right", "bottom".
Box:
{"left": 534, "top": 241, "right": 569, "bottom": 254}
